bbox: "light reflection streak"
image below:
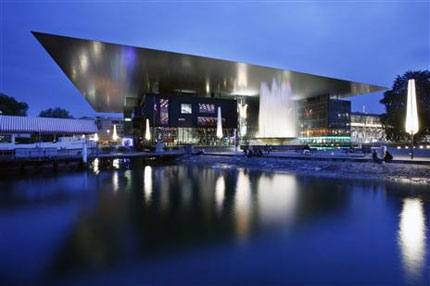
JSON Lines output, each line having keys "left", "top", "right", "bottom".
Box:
{"left": 235, "top": 170, "right": 251, "bottom": 240}
{"left": 112, "top": 172, "right": 119, "bottom": 193}
{"left": 215, "top": 176, "right": 225, "bottom": 212}
{"left": 398, "top": 198, "right": 427, "bottom": 280}
{"left": 143, "top": 166, "right": 152, "bottom": 205}
{"left": 112, "top": 159, "right": 120, "bottom": 169}
{"left": 257, "top": 174, "right": 297, "bottom": 225}
{"left": 92, "top": 158, "right": 99, "bottom": 174}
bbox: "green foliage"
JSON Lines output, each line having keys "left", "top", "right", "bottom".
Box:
{"left": 39, "top": 107, "right": 73, "bottom": 118}
{"left": 380, "top": 70, "right": 430, "bottom": 142}
{"left": 0, "top": 93, "right": 28, "bottom": 116}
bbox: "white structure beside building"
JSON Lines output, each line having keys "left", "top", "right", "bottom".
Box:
{"left": 350, "top": 112, "right": 386, "bottom": 144}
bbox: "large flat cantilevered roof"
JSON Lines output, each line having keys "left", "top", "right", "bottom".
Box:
{"left": 33, "top": 31, "right": 386, "bottom": 113}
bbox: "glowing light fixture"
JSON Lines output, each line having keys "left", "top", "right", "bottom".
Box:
{"left": 216, "top": 107, "right": 223, "bottom": 139}
{"left": 112, "top": 124, "right": 119, "bottom": 141}
{"left": 405, "top": 79, "right": 419, "bottom": 159}
{"left": 145, "top": 118, "right": 151, "bottom": 141}
{"left": 92, "top": 133, "right": 99, "bottom": 142}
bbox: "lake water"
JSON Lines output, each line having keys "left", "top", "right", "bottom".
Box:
{"left": 0, "top": 159, "right": 429, "bottom": 285}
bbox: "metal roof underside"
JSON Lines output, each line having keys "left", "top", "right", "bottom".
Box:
{"left": 0, "top": 115, "right": 97, "bottom": 134}
{"left": 33, "top": 32, "right": 387, "bottom": 113}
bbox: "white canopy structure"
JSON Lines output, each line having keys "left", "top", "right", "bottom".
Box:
{"left": 0, "top": 115, "right": 97, "bottom": 134}
{"left": 405, "top": 79, "right": 419, "bottom": 135}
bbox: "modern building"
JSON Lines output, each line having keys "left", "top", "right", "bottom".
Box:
{"left": 95, "top": 116, "right": 124, "bottom": 144}
{"left": 32, "top": 31, "right": 386, "bottom": 147}
{"left": 350, "top": 112, "right": 386, "bottom": 144}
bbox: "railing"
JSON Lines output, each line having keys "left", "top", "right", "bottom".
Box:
{"left": 0, "top": 148, "right": 99, "bottom": 161}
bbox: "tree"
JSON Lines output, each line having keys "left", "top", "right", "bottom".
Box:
{"left": 39, "top": 107, "right": 73, "bottom": 118}
{"left": 0, "top": 93, "right": 28, "bottom": 116}
{"left": 380, "top": 70, "right": 430, "bottom": 142}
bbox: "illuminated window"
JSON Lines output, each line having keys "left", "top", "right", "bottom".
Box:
{"left": 181, "top": 104, "right": 192, "bottom": 114}
{"left": 160, "top": 99, "right": 169, "bottom": 125}
{"left": 199, "top": 103, "right": 215, "bottom": 113}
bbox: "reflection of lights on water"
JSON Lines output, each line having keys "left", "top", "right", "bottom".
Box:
{"left": 257, "top": 174, "right": 297, "bottom": 225}
{"left": 113, "top": 172, "right": 119, "bottom": 193}
{"left": 398, "top": 198, "right": 426, "bottom": 280}
{"left": 93, "top": 158, "right": 99, "bottom": 174}
{"left": 235, "top": 170, "right": 251, "bottom": 240}
{"left": 112, "top": 159, "right": 120, "bottom": 169}
{"left": 143, "top": 166, "right": 152, "bottom": 204}
{"left": 215, "top": 176, "right": 225, "bottom": 212}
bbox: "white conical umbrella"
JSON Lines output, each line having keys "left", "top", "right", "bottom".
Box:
{"left": 145, "top": 118, "right": 151, "bottom": 141}
{"left": 216, "top": 107, "right": 223, "bottom": 139}
{"left": 405, "top": 79, "right": 419, "bottom": 135}
{"left": 112, "top": 124, "right": 119, "bottom": 141}
{"left": 405, "top": 79, "right": 419, "bottom": 159}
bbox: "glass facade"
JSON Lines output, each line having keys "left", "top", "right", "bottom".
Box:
{"left": 350, "top": 113, "right": 386, "bottom": 144}
{"left": 297, "top": 95, "right": 351, "bottom": 146}
{"left": 135, "top": 93, "right": 358, "bottom": 147}
{"left": 137, "top": 94, "right": 237, "bottom": 147}
{"left": 180, "top": 104, "right": 192, "bottom": 114}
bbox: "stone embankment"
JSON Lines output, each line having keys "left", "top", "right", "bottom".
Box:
{"left": 178, "top": 155, "right": 430, "bottom": 184}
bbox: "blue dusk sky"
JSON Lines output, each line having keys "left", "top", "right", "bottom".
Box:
{"left": 1, "top": 1, "right": 429, "bottom": 117}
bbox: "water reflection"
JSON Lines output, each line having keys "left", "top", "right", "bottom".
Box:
{"left": 2, "top": 162, "right": 430, "bottom": 285}
{"left": 257, "top": 174, "right": 297, "bottom": 225}
{"left": 112, "top": 159, "right": 120, "bottom": 169}
{"left": 235, "top": 169, "right": 252, "bottom": 239}
{"left": 92, "top": 158, "right": 100, "bottom": 174}
{"left": 215, "top": 176, "right": 225, "bottom": 213}
{"left": 112, "top": 172, "right": 119, "bottom": 193}
{"left": 398, "top": 198, "right": 427, "bottom": 280}
{"left": 143, "top": 166, "right": 152, "bottom": 204}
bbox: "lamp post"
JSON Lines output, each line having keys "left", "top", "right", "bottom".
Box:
{"left": 216, "top": 107, "right": 223, "bottom": 151}
{"left": 145, "top": 118, "right": 151, "bottom": 141}
{"left": 112, "top": 124, "right": 119, "bottom": 141}
{"left": 405, "top": 79, "right": 419, "bottom": 159}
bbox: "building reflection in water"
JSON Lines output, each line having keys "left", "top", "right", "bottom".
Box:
{"left": 235, "top": 169, "right": 252, "bottom": 240}
{"left": 398, "top": 198, "right": 427, "bottom": 280}
{"left": 257, "top": 174, "right": 297, "bottom": 226}
{"left": 143, "top": 166, "right": 152, "bottom": 205}
{"left": 215, "top": 175, "right": 225, "bottom": 213}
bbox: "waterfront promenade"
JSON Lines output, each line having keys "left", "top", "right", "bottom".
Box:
{"left": 199, "top": 147, "right": 430, "bottom": 164}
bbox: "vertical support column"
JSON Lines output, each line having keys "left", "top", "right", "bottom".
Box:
{"left": 410, "top": 134, "right": 414, "bottom": 160}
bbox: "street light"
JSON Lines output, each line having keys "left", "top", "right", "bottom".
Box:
{"left": 112, "top": 124, "right": 119, "bottom": 141}
{"left": 405, "top": 79, "right": 419, "bottom": 159}
{"left": 145, "top": 118, "right": 151, "bottom": 141}
{"left": 216, "top": 107, "right": 223, "bottom": 139}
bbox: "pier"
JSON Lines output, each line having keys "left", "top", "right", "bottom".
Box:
{"left": 0, "top": 150, "right": 185, "bottom": 170}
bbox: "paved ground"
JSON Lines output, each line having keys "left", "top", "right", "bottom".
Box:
{"left": 201, "top": 147, "right": 430, "bottom": 163}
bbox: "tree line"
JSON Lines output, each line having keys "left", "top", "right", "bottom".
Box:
{"left": 0, "top": 93, "right": 73, "bottom": 118}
